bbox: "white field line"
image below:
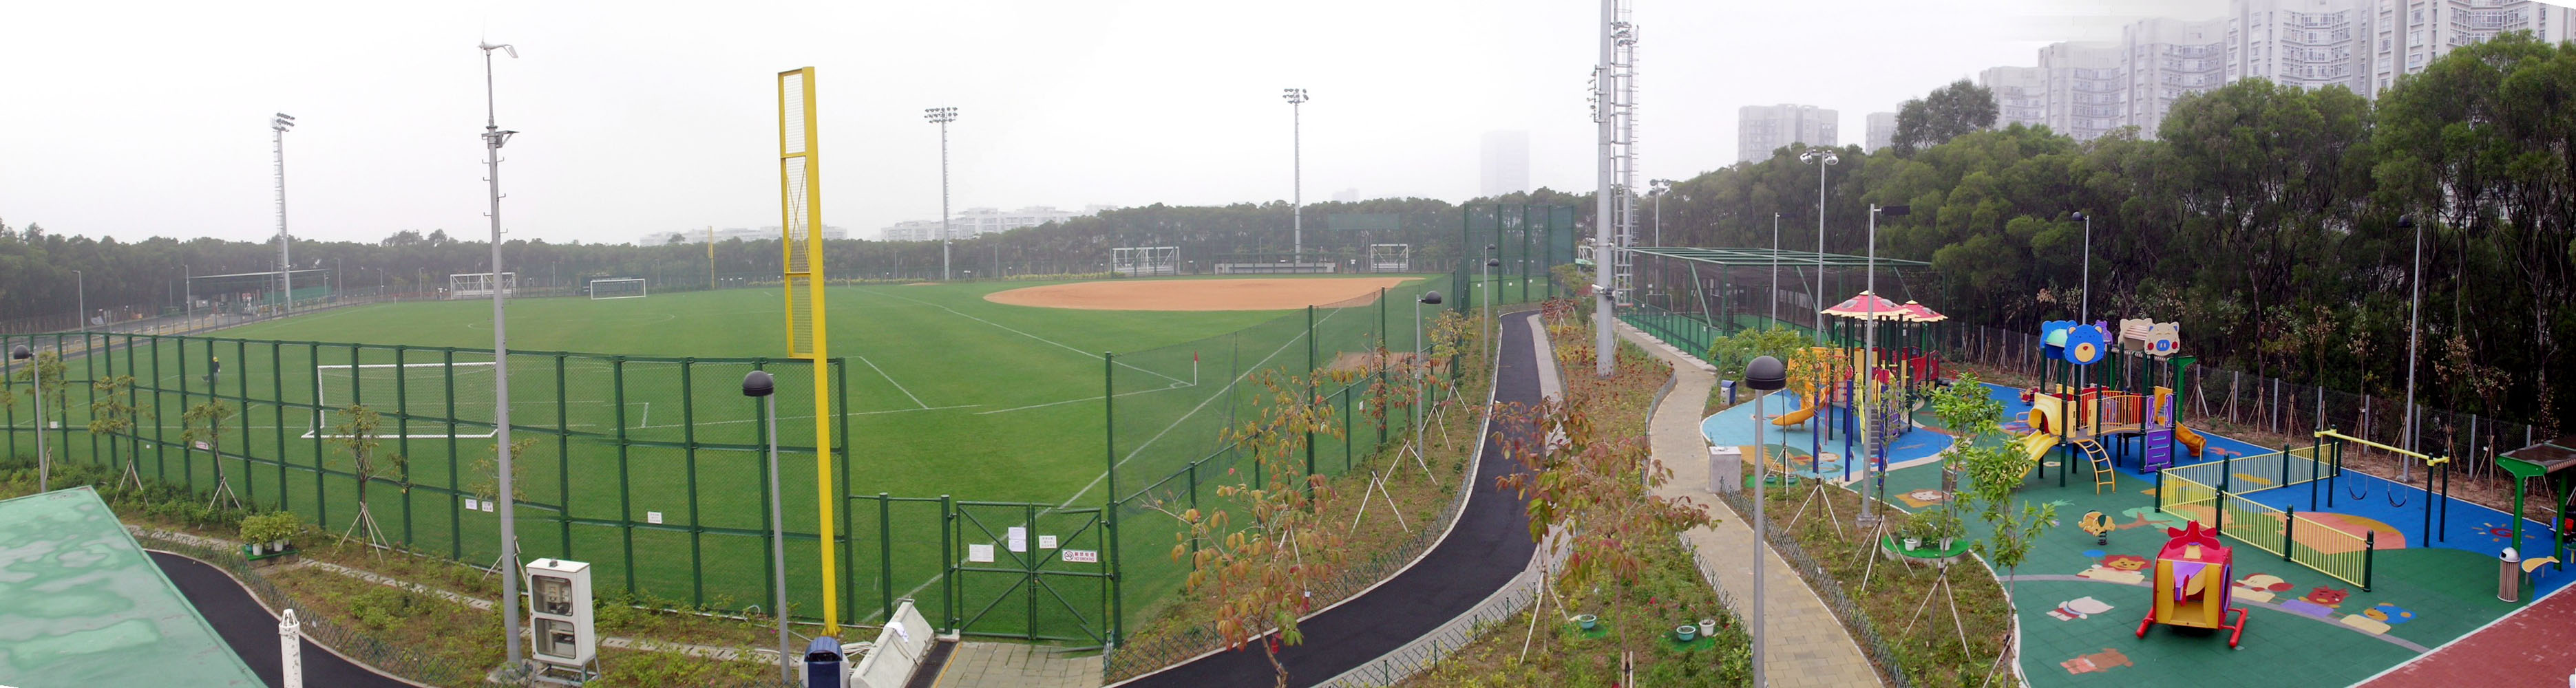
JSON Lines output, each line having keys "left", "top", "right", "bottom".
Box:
{"left": 856, "top": 354, "right": 927, "bottom": 409}
{"left": 862, "top": 290, "right": 1190, "bottom": 387}
{"left": 972, "top": 385, "right": 1181, "bottom": 416}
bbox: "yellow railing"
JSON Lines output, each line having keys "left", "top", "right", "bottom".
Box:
{"left": 2159, "top": 471, "right": 2373, "bottom": 589}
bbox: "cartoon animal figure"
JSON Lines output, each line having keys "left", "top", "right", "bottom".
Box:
{"left": 2079, "top": 510, "right": 2115, "bottom": 545}
{"left": 1898, "top": 488, "right": 1949, "bottom": 508}
{"left": 2278, "top": 586, "right": 2351, "bottom": 619}
{"left": 2049, "top": 596, "right": 2115, "bottom": 621}
{"left": 2060, "top": 648, "right": 2133, "bottom": 675}
{"left": 2078, "top": 554, "right": 2151, "bottom": 584}
{"left": 2363, "top": 603, "right": 2414, "bottom": 625}
{"left": 2230, "top": 574, "right": 2294, "bottom": 603}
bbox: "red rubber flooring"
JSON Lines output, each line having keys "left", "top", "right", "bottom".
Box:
{"left": 2365, "top": 587, "right": 2576, "bottom": 688}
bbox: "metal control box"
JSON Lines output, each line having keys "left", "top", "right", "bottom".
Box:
{"left": 525, "top": 558, "right": 596, "bottom": 669}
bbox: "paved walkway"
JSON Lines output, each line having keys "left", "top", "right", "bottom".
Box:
{"left": 1622, "top": 324, "right": 1886, "bottom": 688}
{"left": 930, "top": 642, "right": 1102, "bottom": 688}
{"left": 2362, "top": 584, "right": 2576, "bottom": 688}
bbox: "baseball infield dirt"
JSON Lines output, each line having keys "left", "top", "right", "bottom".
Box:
{"left": 984, "top": 277, "right": 1415, "bottom": 311}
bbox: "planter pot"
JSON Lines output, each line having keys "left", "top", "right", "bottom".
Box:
{"left": 272, "top": 539, "right": 291, "bottom": 552}
{"left": 1938, "top": 537, "right": 1954, "bottom": 550}
{"left": 1699, "top": 619, "right": 1717, "bottom": 637}
{"left": 246, "top": 543, "right": 264, "bottom": 557}
{"left": 1903, "top": 537, "right": 1921, "bottom": 550}
{"left": 1575, "top": 614, "right": 1598, "bottom": 631}
{"left": 1674, "top": 625, "right": 1698, "bottom": 642}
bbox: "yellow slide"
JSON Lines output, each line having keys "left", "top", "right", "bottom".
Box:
{"left": 1772, "top": 394, "right": 1820, "bottom": 428}
{"left": 2018, "top": 432, "right": 2059, "bottom": 481}
{"left": 2173, "top": 424, "right": 2208, "bottom": 460}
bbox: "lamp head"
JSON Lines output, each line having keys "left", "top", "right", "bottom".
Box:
{"left": 1879, "top": 204, "right": 1910, "bottom": 217}
{"left": 1418, "top": 290, "right": 1442, "bottom": 305}
{"left": 1800, "top": 149, "right": 1838, "bottom": 165}
{"left": 1746, "top": 355, "right": 1788, "bottom": 391}
{"left": 478, "top": 42, "right": 518, "bottom": 58}
{"left": 1486, "top": 258, "right": 1501, "bottom": 268}
{"left": 10, "top": 345, "right": 29, "bottom": 361}
{"left": 2070, "top": 211, "right": 2087, "bottom": 222}
{"left": 2398, "top": 215, "right": 2415, "bottom": 229}
{"left": 1282, "top": 87, "right": 1309, "bottom": 104}
{"left": 741, "top": 370, "right": 774, "bottom": 398}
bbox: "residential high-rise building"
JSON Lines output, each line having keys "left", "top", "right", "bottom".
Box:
{"left": 1735, "top": 104, "right": 1838, "bottom": 163}
{"left": 1980, "top": 66, "right": 2050, "bottom": 130}
{"left": 2367, "top": 0, "right": 2576, "bottom": 96}
{"left": 1865, "top": 111, "right": 1898, "bottom": 152}
{"left": 2040, "top": 42, "right": 2129, "bottom": 140}
{"left": 2125, "top": 17, "right": 2230, "bottom": 136}
{"left": 880, "top": 220, "right": 942, "bottom": 242}
{"left": 2230, "top": 0, "right": 2372, "bottom": 93}
{"left": 1332, "top": 188, "right": 1360, "bottom": 203}
{"left": 1479, "top": 131, "right": 1530, "bottom": 198}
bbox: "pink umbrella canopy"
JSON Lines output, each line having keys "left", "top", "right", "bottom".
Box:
{"left": 1820, "top": 290, "right": 1907, "bottom": 320}
{"left": 1896, "top": 300, "right": 1948, "bottom": 323}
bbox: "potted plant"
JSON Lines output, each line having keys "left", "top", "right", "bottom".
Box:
{"left": 239, "top": 513, "right": 300, "bottom": 558}
{"left": 1930, "top": 507, "right": 1967, "bottom": 551}
{"left": 1899, "top": 517, "right": 1930, "bottom": 551}
{"left": 1698, "top": 617, "right": 1717, "bottom": 638}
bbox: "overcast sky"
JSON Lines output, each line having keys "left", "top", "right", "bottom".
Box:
{"left": 1, "top": 0, "right": 2228, "bottom": 245}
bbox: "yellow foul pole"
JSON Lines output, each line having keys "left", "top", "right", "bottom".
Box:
{"left": 777, "top": 67, "right": 838, "bottom": 634}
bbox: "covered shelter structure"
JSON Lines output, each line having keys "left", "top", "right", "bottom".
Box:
{"left": 1620, "top": 246, "right": 1934, "bottom": 356}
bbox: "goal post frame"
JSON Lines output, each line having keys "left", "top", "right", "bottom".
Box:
{"left": 589, "top": 277, "right": 649, "bottom": 300}
{"left": 447, "top": 272, "right": 518, "bottom": 300}
{"left": 308, "top": 361, "right": 501, "bottom": 439}
{"left": 1111, "top": 246, "right": 1179, "bottom": 276}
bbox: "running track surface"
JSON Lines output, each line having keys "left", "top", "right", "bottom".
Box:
{"left": 150, "top": 551, "right": 414, "bottom": 688}
{"left": 2363, "top": 586, "right": 2576, "bottom": 688}
{"left": 1115, "top": 310, "right": 1543, "bottom": 688}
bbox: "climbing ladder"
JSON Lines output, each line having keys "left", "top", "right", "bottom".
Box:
{"left": 2076, "top": 438, "right": 2115, "bottom": 494}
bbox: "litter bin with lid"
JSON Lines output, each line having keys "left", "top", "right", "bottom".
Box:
{"left": 804, "top": 636, "right": 846, "bottom": 688}
{"left": 2500, "top": 548, "right": 2522, "bottom": 603}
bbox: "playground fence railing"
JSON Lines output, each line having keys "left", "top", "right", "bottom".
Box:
{"left": 2218, "top": 491, "right": 2288, "bottom": 557}
{"left": 2157, "top": 472, "right": 2374, "bottom": 590}
{"left": 2286, "top": 511, "right": 2374, "bottom": 590}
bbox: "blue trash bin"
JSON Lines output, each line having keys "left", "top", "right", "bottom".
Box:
{"left": 803, "top": 636, "right": 845, "bottom": 688}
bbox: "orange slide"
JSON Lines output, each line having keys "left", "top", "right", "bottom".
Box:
{"left": 1772, "top": 391, "right": 1822, "bottom": 428}
{"left": 2173, "top": 424, "right": 2208, "bottom": 460}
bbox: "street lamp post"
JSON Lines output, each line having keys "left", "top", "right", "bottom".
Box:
{"left": 1744, "top": 355, "right": 1788, "bottom": 688}
{"left": 273, "top": 113, "right": 295, "bottom": 316}
{"left": 1861, "top": 204, "right": 1908, "bottom": 524}
{"left": 925, "top": 107, "right": 958, "bottom": 281}
{"left": 73, "top": 270, "right": 84, "bottom": 332}
{"left": 2071, "top": 211, "right": 2092, "bottom": 323}
{"left": 1771, "top": 212, "right": 1781, "bottom": 326}
{"left": 1649, "top": 179, "right": 1673, "bottom": 247}
{"left": 12, "top": 345, "right": 43, "bottom": 493}
{"left": 1283, "top": 88, "right": 1309, "bottom": 262}
{"left": 1799, "top": 149, "right": 1838, "bottom": 344}
{"left": 1415, "top": 291, "right": 1443, "bottom": 464}
{"left": 742, "top": 371, "right": 793, "bottom": 683}
{"left": 2400, "top": 215, "right": 2422, "bottom": 477}
{"left": 476, "top": 39, "right": 526, "bottom": 669}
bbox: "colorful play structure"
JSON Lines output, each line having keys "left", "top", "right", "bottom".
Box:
{"left": 2135, "top": 521, "right": 2249, "bottom": 648}
{"left": 1770, "top": 292, "right": 1950, "bottom": 482}
{"left": 2018, "top": 319, "right": 2206, "bottom": 493}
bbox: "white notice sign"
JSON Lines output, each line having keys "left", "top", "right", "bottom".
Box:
{"left": 1007, "top": 526, "right": 1028, "bottom": 552}
{"left": 1062, "top": 549, "right": 1098, "bottom": 563}
{"left": 464, "top": 498, "right": 479, "bottom": 511}
{"left": 1039, "top": 535, "right": 1059, "bottom": 550}
{"left": 483, "top": 501, "right": 496, "bottom": 513}
{"left": 646, "top": 511, "right": 664, "bottom": 525}
{"left": 967, "top": 544, "right": 995, "bottom": 563}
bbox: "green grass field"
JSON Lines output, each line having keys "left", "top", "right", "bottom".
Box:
{"left": 1, "top": 275, "right": 1517, "bottom": 641}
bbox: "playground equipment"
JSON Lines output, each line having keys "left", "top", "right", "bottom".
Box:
{"left": 2135, "top": 521, "right": 2248, "bottom": 649}
{"left": 2020, "top": 319, "right": 2202, "bottom": 486}
{"left": 2497, "top": 436, "right": 2576, "bottom": 592}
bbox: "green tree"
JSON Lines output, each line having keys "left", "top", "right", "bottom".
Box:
{"left": 1891, "top": 80, "right": 2000, "bottom": 155}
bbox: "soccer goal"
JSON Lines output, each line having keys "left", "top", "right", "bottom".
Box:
{"left": 590, "top": 278, "right": 648, "bottom": 300}
{"left": 1112, "top": 246, "right": 1179, "bottom": 276}
{"left": 1367, "top": 244, "right": 1412, "bottom": 272}
{"left": 308, "top": 361, "right": 500, "bottom": 439}
{"left": 448, "top": 272, "right": 518, "bottom": 300}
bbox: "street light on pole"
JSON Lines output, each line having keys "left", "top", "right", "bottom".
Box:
{"left": 742, "top": 370, "right": 793, "bottom": 684}
{"left": 2071, "top": 211, "right": 2092, "bottom": 324}
{"left": 1744, "top": 354, "right": 1788, "bottom": 688}
{"left": 1649, "top": 179, "right": 1673, "bottom": 247}
{"left": 1798, "top": 148, "right": 1838, "bottom": 344}
{"left": 2400, "top": 215, "right": 2422, "bottom": 478}
{"left": 476, "top": 39, "right": 526, "bottom": 669}
{"left": 273, "top": 112, "right": 295, "bottom": 316}
{"left": 1860, "top": 204, "right": 1908, "bottom": 524}
{"left": 1771, "top": 212, "right": 1782, "bottom": 326}
{"left": 924, "top": 107, "right": 958, "bottom": 281}
{"left": 1415, "top": 290, "right": 1443, "bottom": 464}
{"left": 73, "top": 270, "right": 84, "bottom": 332}
{"left": 1283, "top": 88, "right": 1309, "bottom": 262}
{"left": 12, "top": 345, "right": 43, "bottom": 493}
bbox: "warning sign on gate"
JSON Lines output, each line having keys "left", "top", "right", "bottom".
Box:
{"left": 1061, "top": 549, "right": 1097, "bottom": 563}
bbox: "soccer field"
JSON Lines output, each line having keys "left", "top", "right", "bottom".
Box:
{"left": 3, "top": 275, "right": 1503, "bottom": 641}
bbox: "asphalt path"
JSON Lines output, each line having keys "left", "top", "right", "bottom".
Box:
{"left": 149, "top": 551, "right": 416, "bottom": 688}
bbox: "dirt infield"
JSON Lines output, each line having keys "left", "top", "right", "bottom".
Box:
{"left": 985, "top": 277, "right": 1414, "bottom": 311}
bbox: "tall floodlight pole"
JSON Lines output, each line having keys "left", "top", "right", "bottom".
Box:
{"left": 1798, "top": 149, "right": 1837, "bottom": 345}
{"left": 476, "top": 40, "right": 524, "bottom": 669}
{"left": 1282, "top": 88, "right": 1309, "bottom": 262}
{"left": 925, "top": 107, "right": 957, "bottom": 280}
{"left": 272, "top": 113, "right": 295, "bottom": 315}
{"left": 1592, "top": 0, "right": 1618, "bottom": 378}
{"left": 2400, "top": 215, "right": 2422, "bottom": 478}
{"left": 1744, "top": 355, "right": 1787, "bottom": 688}
{"left": 2072, "top": 211, "right": 2091, "bottom": 323}
{"left": 1415, "top": 291, "right": 1443, "bottom": 463}
{"left": 73, "top": 270, "right": 84, "bottom": 332}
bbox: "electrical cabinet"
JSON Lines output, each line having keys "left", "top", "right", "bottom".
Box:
{"left": 525, "top": 558, "right": 595, "bottom": 670}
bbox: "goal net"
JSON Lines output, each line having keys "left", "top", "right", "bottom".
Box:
{"left": 1112, "top": 246, "right": 1179, "bottom": 276}
{"left": 1367, "top": 244, "right": 1411, "bottom": 272}
{"left": 310, "top": 361, "right": 499, "bottom": 439}
{"left": 448, "top": 272, "right": 517, "bottom": 300}
{"left": 589, "top": 278, "right": 648, "bottom": 300}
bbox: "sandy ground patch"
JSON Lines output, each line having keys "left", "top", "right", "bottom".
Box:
{"left": 984, "top": 277, "right": 1413, "bottom": 311}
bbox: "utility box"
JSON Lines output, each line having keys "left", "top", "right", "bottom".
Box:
{"left": 526, "top": 558, "right": 598, "bottom": 677}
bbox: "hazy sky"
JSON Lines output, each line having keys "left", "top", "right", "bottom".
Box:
{"left": 1, "top": 1, "right": 2224, "bottom": 245}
